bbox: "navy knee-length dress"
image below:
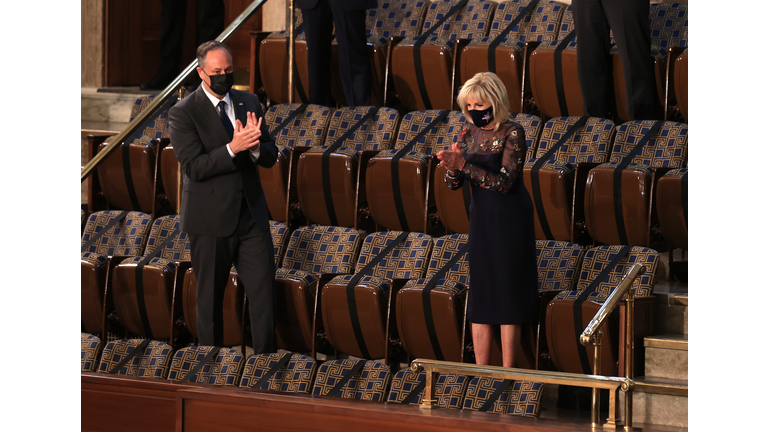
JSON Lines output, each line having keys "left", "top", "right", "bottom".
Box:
{"left": 444, "top": 120, "right": 538, "bottom": 325}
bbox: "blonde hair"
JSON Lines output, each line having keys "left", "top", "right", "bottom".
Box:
{"left": 456, "top": 72, "right": 510, "bottom": 132}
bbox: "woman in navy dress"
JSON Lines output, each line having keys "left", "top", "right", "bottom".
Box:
{"left": 436, "top": 72, "right": 538, "bottom": 368}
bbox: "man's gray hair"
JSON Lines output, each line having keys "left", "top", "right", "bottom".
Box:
{"left": 196, "top": 41, "right": 233, "bottom": 69}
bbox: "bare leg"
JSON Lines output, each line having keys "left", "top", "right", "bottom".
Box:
{"left": 501, "top": 324, "right": 522, "bottom": 368}
{"left": 472, "top": 323, "right": 493, "bottom": 365}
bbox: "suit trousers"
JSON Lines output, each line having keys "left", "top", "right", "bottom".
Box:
{"left": 573, "top": 0, "right": 654, "bottom": 120}
{"left": 189, "top": 198, "right": 275, "bottom": 353}
{"left": 301, "top": 1, "right": 371, "bottom": 107}
{"left": 157, "top": 0, "right": 225, "bottom": 82}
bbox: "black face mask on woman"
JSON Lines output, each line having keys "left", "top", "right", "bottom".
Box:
{"left": 468, "top": 107, "right": 494, "bottom": 128}
{"left": 202, "top": 69, "right": 235, "bottom": 96}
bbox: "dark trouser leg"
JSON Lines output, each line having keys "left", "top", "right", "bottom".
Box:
{"left": 234, "top": 220, "right": 276, "bottom": 354}
{"left": 157, "top": 0, "right": 187, "bottom": 84}
{"left": 196, "top": 0, "right": 226, "bottom": 45}
{"left": 301, "top": 2, "right": 335, "bottom": 106}
{"left": 189, "top": 232, "right": 236, "bottom": 347}
{"left": 573, "top": 0, "right": 613, "bottom": 118}
{"left": 331, "top": 8, "right": 371, "bottom": 107}
{"left": 604, "top": 0, "right": 654, "bottom": 120}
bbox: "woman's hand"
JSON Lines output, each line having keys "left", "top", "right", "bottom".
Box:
{"left": 437, "top": 142, "right": 466, "bottom": 172}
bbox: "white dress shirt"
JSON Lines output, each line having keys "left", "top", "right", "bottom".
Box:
{"left": 201, "top": 85, "right": 260, "bottom": 161}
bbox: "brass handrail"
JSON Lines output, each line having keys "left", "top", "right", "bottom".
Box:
{"left": 81, "top": 0, "right": 269, "bottom": 183}
{"left": 410, "top": 358, "right": 632, "bottom": 427}
{"left": 580, "top": 263, "right": 646, "bottom": 347}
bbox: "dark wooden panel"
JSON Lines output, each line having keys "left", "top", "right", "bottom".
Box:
{"left": 105, "top": 0, "right": 261, "bottom": 87}
{"left": 81, "top": 374, "right": 193, "bottom": 432}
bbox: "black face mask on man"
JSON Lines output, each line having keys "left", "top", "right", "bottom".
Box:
{"left": 201, "top": 69, "right": 235, "bottom": 96}
{"left": 468, "top": 107, "right": 494, "bottom": 128}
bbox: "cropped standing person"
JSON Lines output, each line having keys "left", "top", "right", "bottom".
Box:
{"left": 437, "top": 72, "right": 538, "bottom": 368}
{"left": 573, "top": 0, "right": 654, "bottom": 120}
{"left": 295, "top": 0, "right": 377, "bottom": 107}
{"left": 169, "top": 41, "right": 278, "bottom": 353}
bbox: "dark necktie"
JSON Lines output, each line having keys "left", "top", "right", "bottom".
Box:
{"left": 218, "top": 100, "right": 234, "bottom": 139}
{"left": 220, "top": 99, "right": 270, "bottom": 232}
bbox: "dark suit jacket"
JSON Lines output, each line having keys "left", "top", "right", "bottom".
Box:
{"left": 168, "top": 86, "right": 277, "bottom": 237}
{"left": 296, "top": 0, "right": 378, "bottom": 11}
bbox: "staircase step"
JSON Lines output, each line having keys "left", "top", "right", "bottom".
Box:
{"left": 82, "top": 87, "right": 142, "bottom": 123}
{"left": 652, "top": 292, "right": 688, "bottom": 336}
{"left": 644, "top": 334, "right": 687, "bottom": 380}
{"left": 629, "top": 376, "right": 688, "bottom": 428}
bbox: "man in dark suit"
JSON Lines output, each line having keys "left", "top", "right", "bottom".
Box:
{"left": 573, "top": 0, "right": 655, "bottom": 120}
{"left": 296, "top": 0, "right": 378, "bottom": 107}
{"left": 168, "top": 40, "right": 277, "bottom": 353}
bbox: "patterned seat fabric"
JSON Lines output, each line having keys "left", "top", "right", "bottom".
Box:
{"left": 434, "top": 112, "right": 543, "bottom": 234}
{"left": 111, "top": 215, "right": 190, "bottom": 340}
{"left": 522, "top": 116, "right": 616, "bottom": 242}
{"left": 95, "top": 95, "right": 174, "bottom": 213}
{"left": 262, "top": 104, "right": 332, "bottom": 223}
{"left": 387, "top": 370, "right": 470, "bottom": 409}
{"left": 297, "top": 107, "right": 400, "bottom": 228}
{"left": 396, "top": 234, "right": 469, "bottom": 362}
{"left": 391, "top": 0, "right": 497, "bottom": 110}
{"left": 311, "top": 359, "right": 392, "bottom": 401}
{"left": 584, "top": 121, "right": 687, "bottom": 246}
{"left": 81, "top": 333, "right": 103, "bottom": 372}
{"left": 367, "top": 110, "right": 464, "bottom": 232}
{"left": 239, "top": 353, "right": 317, "bottom": 393}
{"left": 546, "top": 245, "right": 659, "bottom": 376}
{"left": 535, "top": 240, "right": 584, "bottom": 293}
{"left": 97, "top": 338, "right": 174, "bottom": 379}
{"left": 168, "top": 346, "right": 245, "bottom": 386}
{"left": 461, "top": 0, "right": 565, "bottom": 112}
{"left": 81, "top": 211, "right": 152, "bottom": 336}
{"left": 463, "top": 377, "right": 544, "bottom": 417}
{"left": 322, "top": 232, "right": 433, "bottom": 359}
{"left": 270, "top": 220, "right": 291, "bottom": 268}
{"left": 275, "top": 226, "right": 363, "bottom": 354}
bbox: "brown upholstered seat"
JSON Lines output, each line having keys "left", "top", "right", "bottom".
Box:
{"left": 111, "top": 215, "right": 191, "bottom": 343}
{"left": 396, "top": 233, "right": 469, "bottom": 362}
{"left": 656, "top": 167, "right": 688, "bottom": 252}
{"left": 261, "top": 103, "right": 332, "bottom": 224}
{"left": 295, "top": 106, "right": 400, "bottom": 229}
{"left": 522, "top": 116, "right": 616, "bottom": 242}
{"left": 433, "top": 112, "right": 544, "bottom": 234}
{"left": 321, "top": 231, "right": 433, "bottom": 360}
{"left": 527, "top": 4, "right": 580, "bottom": 120}
{"left": 391, "top": 0, "right": 497, "bottom": 111}
{"left": 673, "top": 48, "right": 688, "bottom": 122}
{"left": 460, "top": 0, "right": 565, "bottom": 113}
{"left": 611, "top": 3, "right": 688, "bottom": 122}
{"left": 274, "top": 225, "right": 363, "bottom": 358}
{"left": 545, "top": 245, "right": 659, "bottom": 376}
{"left": 81, "top": 210, "right": 152, "bottom": 338}
{"left": 366, "top": 110, "right": 464, "bottom": 233}
{"left": 583, "top": 121, "right": 687, "bottom": 247}
{"left": 259, "top": 9, "right": 311, "bottom": 105}
{"left": 94, "top": 95, "right": 174, "bottom": 215}
{"left": 159, "top": 145, "right": 181, "bottom": 215}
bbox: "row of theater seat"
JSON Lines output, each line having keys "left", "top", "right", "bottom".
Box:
{"left": 256, "top": 0, "right": 688, "bottom": 122}
{"left": 81, "top": 334, "right": 543, "bottom": 416}
{"left": 89, "top": 96, "right": 688, "bottom": 251}
{"left": 82, "top": 209, "right": 660, "bottom": 376}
